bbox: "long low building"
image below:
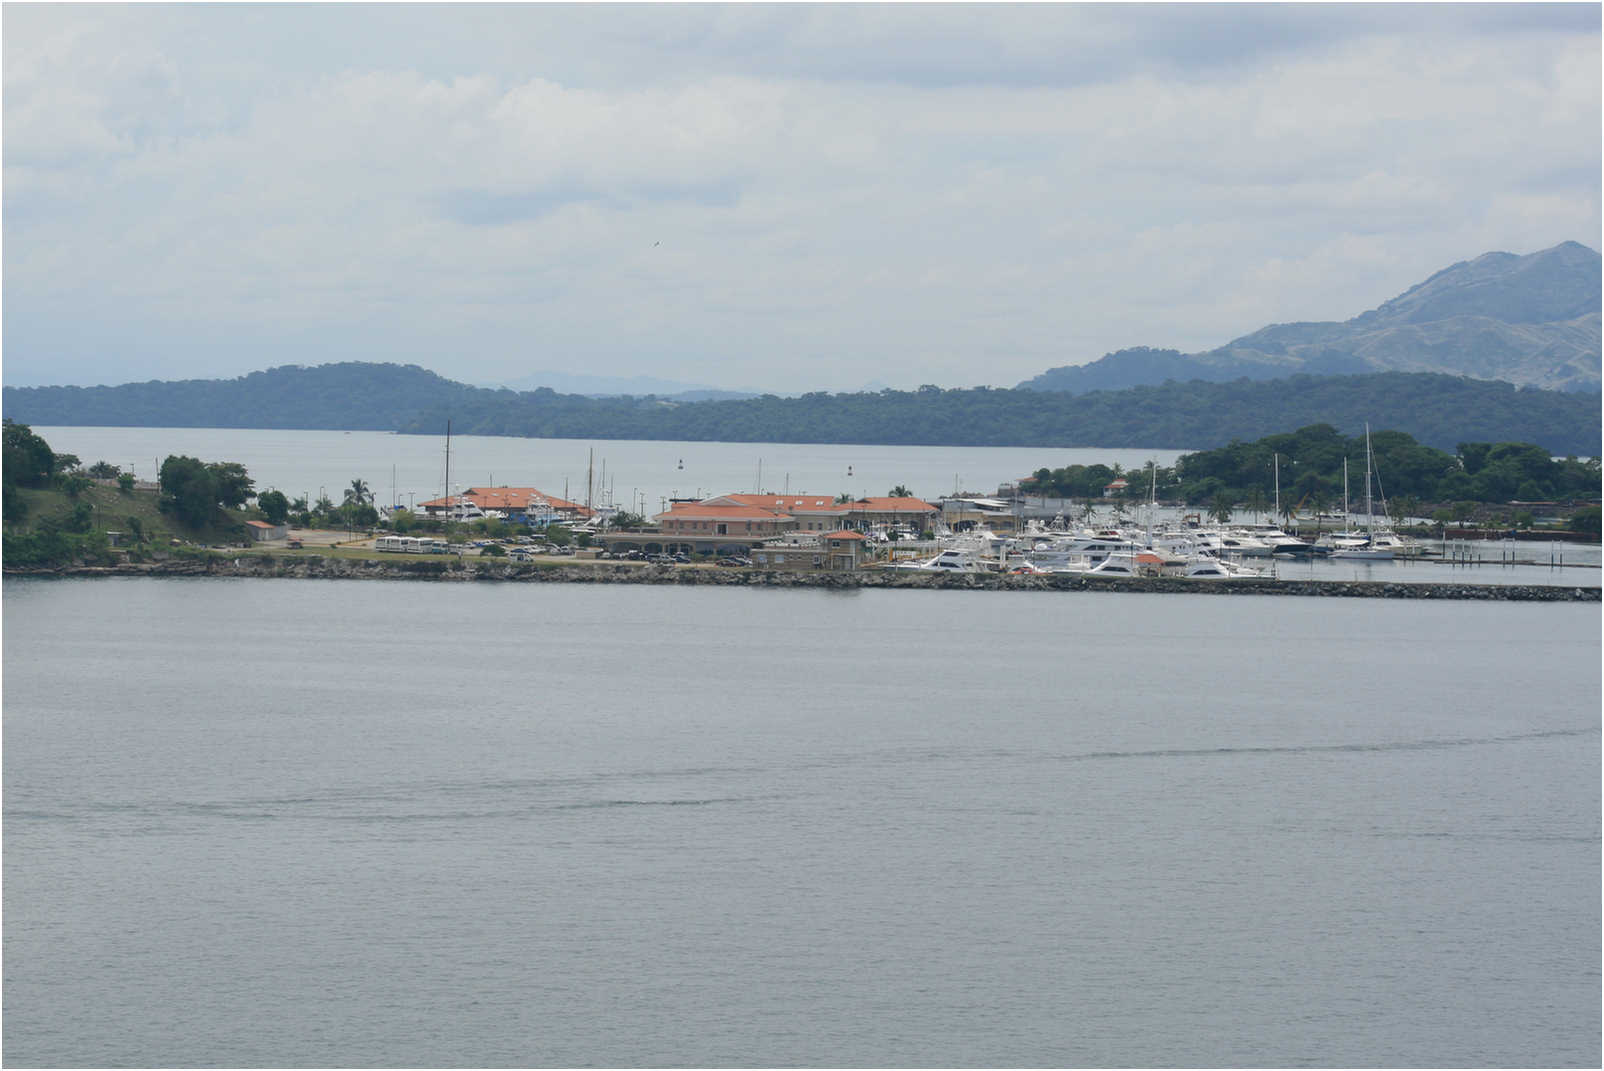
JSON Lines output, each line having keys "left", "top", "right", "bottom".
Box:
{"left": 654, "top": 493, "right": 937, "bottom": 537}
{"left": 615, "top": 491, "right": 938, "bottom": 557}
{"left": 415, "top": 487, "right": 595, "bottom": 526}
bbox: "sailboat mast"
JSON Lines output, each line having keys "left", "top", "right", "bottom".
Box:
{"left": 444, "top": 419, "right": 451, "bottom": 516}
{"left": 1273, "top": 453, "right": 1280, "bottom": 519}
{"left": 1364, "top": 424, "right": 1375, "bottom": 539}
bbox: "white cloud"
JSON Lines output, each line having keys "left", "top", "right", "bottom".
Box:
{"left": 3, "top": 5, "right": 1598, "bottom": 391}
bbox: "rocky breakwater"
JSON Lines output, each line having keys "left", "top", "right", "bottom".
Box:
{"left": 14, "top": 553, "right": 1601, "bottom": 601}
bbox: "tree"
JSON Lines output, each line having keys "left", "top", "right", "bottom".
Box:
{"left": 210, "top": 462, "right": 254, "bottom": 508}
{"left": 117, "top": 472, "right": 136, "bottom": 492}
{"left": 3, "top": 420, "right": 55, "bottom": 489}
{"left": 88, "top": 461, "right": 121, "bottom": 479}
{"left": 344, "top": 478, "right": 373, "bottom": 507}
{"left": 258, "top": 490, "right": 290, "bottom": 525}
{"left": 889, "top": 484, "right": 912, "bottom": 498}
{"left": 1209, "top": 492, "right": 1233, "bottom": 524}
{"left": 155, "top": 456, "right": 255, "bottom": 527}
{"left": 1568, "top": 506, "right": 1601, "bottom": 539}
{"left": 1388, "top": 495, "right": 1420, "bottom": 528}
{"left": 159, "top": 456, "right": 220, "bottom": 527}
{"left": 65, "top": 501, "right": 94, "bottom": 533}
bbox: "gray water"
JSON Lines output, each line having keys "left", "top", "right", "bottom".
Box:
{"left": 4, "top": 578, "right": 1600, "bottom": 1067}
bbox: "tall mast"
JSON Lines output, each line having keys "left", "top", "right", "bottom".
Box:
{"left": 444, "top": 419, "right": 451, "bottom": 516}
{"left": 1364, "top": 423, "right": 1375, "bottom": 539}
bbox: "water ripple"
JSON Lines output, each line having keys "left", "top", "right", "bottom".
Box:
{"left": 1052, "top": 726, "right": 1599, "bottom": 764}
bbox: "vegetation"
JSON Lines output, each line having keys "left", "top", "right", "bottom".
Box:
{"left": 3, "top": 423, "right": 268, "bottom": 566}
{"left": 158, "top": 456, "right": 254, "bottom": 527}
{"left": 390, "top": 373, "right": 1601, "bottom": 455}
{"left": 4, "top": 362, "right": 1599, "bottom": 456}
{"left": 1, "top": 362, "right": 488, "bottom": 431}
{"left": 1019, "top": 242, "right": 1601, "bottom": 395}
{"left": 1021, "top": 424, "right": 1602, "bottom": 516}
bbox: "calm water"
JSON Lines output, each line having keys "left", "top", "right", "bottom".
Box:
{"left": 4, "top": 578, "right": 1599, "bottom": 1067}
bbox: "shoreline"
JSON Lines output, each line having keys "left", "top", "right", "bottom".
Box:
{"left": 7, "top": 556, "right": 1599, "bottom": 601}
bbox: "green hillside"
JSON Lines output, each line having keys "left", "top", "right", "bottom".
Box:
{"left": 4, "top": 362, "right": 1599, "bottom": 456}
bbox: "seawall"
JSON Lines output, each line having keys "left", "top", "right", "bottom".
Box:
{"left": 9, "top": 555, "right": 1600, "bottom": 601}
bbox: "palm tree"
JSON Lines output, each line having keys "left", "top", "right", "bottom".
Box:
{"left": 344, "top": 478, "right": 372, "bottom": 507}
{"left": 1308, "top": 487, "right": 1331, "bottom": 538}
{"left": 889, "top": 484, "right": 912, "bottom": 498}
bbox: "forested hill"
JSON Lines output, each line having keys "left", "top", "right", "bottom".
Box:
{"left": 390, "top": 373, "right": 1598, "bottom": 455}
{"left": 1, "top": 362, "right": 490, "bottom": 431}
{"left": 6, "top": 361, "right": 1595, "bottom": 455}
{"left": 1020, "top": 241, "right": 1602, "bottom": 395}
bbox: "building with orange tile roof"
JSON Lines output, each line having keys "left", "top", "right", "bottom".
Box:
{"left": 415, "top": 487, "right": 594, "bottom": 525}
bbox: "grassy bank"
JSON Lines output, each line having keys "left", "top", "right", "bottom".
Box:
{"left": 2, "top": 481, "right": 252, "bottom": 567}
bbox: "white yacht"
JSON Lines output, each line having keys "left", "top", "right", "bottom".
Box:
{"left": 890, "top": 547, "right": 991, "bottom": 573}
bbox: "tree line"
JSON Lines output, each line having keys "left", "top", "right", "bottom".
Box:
{"left": 4, "top": 362, "right": 1599, "bottom": 456}
{"left": 1020, "top": 423, "right": 1600, "bottom": 527}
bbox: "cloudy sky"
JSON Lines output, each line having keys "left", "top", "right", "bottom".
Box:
{"left": 4, "top": 4, "right": 1599, "bottom": 393}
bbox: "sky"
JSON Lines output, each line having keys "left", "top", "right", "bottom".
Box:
{"left": 3, "top": 3, "right": 1599, "bottom": 394}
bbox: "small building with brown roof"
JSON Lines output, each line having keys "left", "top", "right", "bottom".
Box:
{"left": 245, "top": 519, "right": 289, "bottom": 542}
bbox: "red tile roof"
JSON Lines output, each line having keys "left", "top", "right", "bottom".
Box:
{"left": 657, "top": 502, "right": 791, "bottom": 520}
{"left": 417, "top": 488, "right": 593, "bottom": 515}
{"left": 715, "top": 493, "right": 842, "bottom": 511}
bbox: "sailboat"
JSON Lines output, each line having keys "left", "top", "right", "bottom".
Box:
{"left": 1329, "top": 425, "right": 1394, "bottom": 560}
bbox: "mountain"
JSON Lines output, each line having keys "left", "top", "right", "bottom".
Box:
{"left": 1020, "top": 242, "right": 1602, "bottom": 394}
